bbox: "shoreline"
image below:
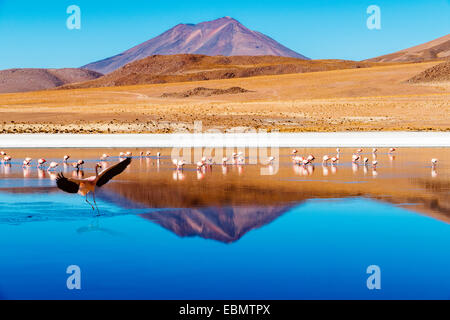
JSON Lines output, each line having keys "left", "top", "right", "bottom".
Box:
{"left": 0, "top": 132, "right": 449, "bottom": 148}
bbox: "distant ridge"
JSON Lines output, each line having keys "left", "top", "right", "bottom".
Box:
{"left": 0, "top": 68, "right": 102, "bottom": 93}
{"left": 63, "top": 54, "right": 375, "bottom": 89}
{"left": 366, "top": 34, "right": 450, "bottom": 62}
{"left": 83, "top": 17, "right": 308, "bottom": 74}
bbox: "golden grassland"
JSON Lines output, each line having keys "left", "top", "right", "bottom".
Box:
{"left": 0, "top": 61, "right": 449, "bottom": 133}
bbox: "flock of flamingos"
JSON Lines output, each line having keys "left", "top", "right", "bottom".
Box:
{"left": 0, "top": 147, "right": 441, "bottom": 212}
{"left": 0, "top": 147, "right": 440, "bottom": 172}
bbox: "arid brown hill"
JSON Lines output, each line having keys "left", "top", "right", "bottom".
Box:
{"left": 83, "top": 16, "right": 308, "bottom": 74}
{"left": 0, "top": 68, "right": 102, "bottom": 93}
{"left": 366, "top": 33, "right": 450, "bottom": 62}
{"left": 408, "top": 60, "right": 450, "bottom": 83}
{"left": 62, "top": 54, "right": 376, "bottom": 89}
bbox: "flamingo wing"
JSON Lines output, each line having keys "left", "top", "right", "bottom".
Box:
{"left": 56, "top": 173, "right": 80, "bottom": 193}
{"left": 96, "top": 157, "right": 132, "bottom": 187}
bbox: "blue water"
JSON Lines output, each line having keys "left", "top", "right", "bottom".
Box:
{"left": 1, "top": 193, "right": 449, "bottom": 300}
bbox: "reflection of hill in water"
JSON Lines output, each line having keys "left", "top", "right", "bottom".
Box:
{"left": 140, "top": 205, "right": 293, "bottom": 243}
{"left": 99, "top": 175, "right": 449, "bottom": 242}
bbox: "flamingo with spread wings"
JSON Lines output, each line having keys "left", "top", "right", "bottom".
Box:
{"left": 56, "top": 157, "right": 132, "bottom": 213}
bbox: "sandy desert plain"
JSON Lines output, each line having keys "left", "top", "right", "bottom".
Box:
{"left": 0, "top": 60, "right": 448, "bottom": 134}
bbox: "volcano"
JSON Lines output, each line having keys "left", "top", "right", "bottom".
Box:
{"left": 83, "top": 16, "right": 308, "bottom": 74}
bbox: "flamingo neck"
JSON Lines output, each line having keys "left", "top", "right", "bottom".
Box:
{"left": 95, "top": 166, "right": 99, "bottom": 177}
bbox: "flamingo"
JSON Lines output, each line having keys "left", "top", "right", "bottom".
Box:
{"left": 431, "top": 159, "right": 438, "bottom": 167}
{"left": 293, "top": 156, "right": 303, "bottom": 165}
{"left": 356, "top": 148, "right": 363, "bottom": 154}
{"left": 363, "top": 157, "right": 369, "bottom": 165}
{"left": 77, "top": 160, "right": 85, "bottom": 168}
{"left": 100, "top": 153, "right": 109, "bottom": 161}
{"left": 222, "top": 157, "right": 228, "bottom": 165}
{"left": 307, "top": 155, "right": 315, "bottom": 163}
{"left": 2, "top": 155, "right": 12, "bottom": 163}
{"left": 331, "top": 157, "right": 338, "bottom": 164}
{"left": 267, "top": 156, "right": 275, "bottom": 164}
{"left": 37, "top": 158, "right": 47, "bottom": 168}
{"left": 48, "top": 162, "right": 59, "bottom": 171}
{"left": 156, "top": 152, "right": 161, "bottom": 159}
{"left": 372, "top": 160, "right": 378, "bottom": 167}
{"left": 292, "top": 149, "right": 298, "bottom": 155}
{"left": 372, "top": 148, "right": 377, "bottom": 154}
{"left": 56, "top": 157, "right": 132, "bottom": 213}
{"left": 177, "top": 160, "right": 186, "bottom": 170}
{"left": 125, "top": 151, "right": 132, "bottom": 157}
{"left": 389, "top": 148, "right": 396, "bottom": 153}
{"left": 322, "top": 155, "right": 330, "bottom": 164}
{"left": 352, "top": 154, "right": 360, "bottom": 163}
{"left": 23, "top": 158, "right": 32, "bottom": 167}
{"left": 0, "top": 151, "right": 6, "bottom": 156}
{"left": 172, "top": 158, "right": 186, "bottom": 170}
{"left": 197, "top": 161, "right": 205, "bottom": 170}
{"left": 146, "top": 151, "right": 151, "bottom": 157}
{"left": 63, "top": 155, "right": 70, "bottom": 163}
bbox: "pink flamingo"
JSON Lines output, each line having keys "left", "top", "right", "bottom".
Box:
{"left": 56, "top": 158, "right": 132, "bottom": 213}
{"left": 48, "top": 162, "right": 59, "bottom": 171}
{"left": 72, "top": 160, "right": 84, "bottom": 170}
{"left": 23, "top": 158, "right": 32, "bottom": 167}
{"left": 37, "top": 158, "right": 47, "bottom": 168}
{"left": 322, "top": 155, "right": 330, "bottom": 164}
{"left": 3, "top": 155, "right": 12, "bottom": 163}
{"left": 172, "top": 159, "right": 185, "bottom": 171}
{"left": 293, "top": 156, "right": 303, "bottom": 165}
{"left": 431, "top": 159, "right": 438, "bottom": 167}
{"left": 63, "top": 155, "right": 70, "bottom": 163}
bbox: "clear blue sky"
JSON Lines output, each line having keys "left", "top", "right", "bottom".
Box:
{"left": 0, "top": 0, "right": 448, "bottom": 69}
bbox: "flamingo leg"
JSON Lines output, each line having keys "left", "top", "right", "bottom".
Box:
{"left": 92, "top": 190, "right": 100, "bottom": 215}
{"left": 85, "top": 194, "right": 95, "bottom": 211}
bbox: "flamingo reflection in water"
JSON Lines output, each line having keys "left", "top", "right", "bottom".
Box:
{"left": 55, "top": 157, "right": 132, "bottom": 213}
